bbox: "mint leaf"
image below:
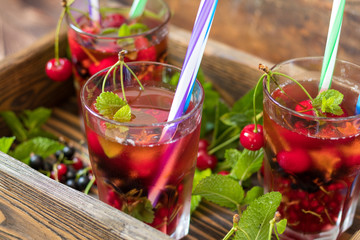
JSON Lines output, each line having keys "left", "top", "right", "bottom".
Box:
{"left": 0, "top": 136, "right": 15, "bottom": 154}
{"left": 241, "top": 186, "right": 264, "bottom": 205}
{"left": 122, "top": 197, "right": 154, "bottom": 223}
{"left": 312, "top": 89, "right": 344, "bottom": 115}
{"left": 129, "top": 23, "right": 149, "bottom": 34}
{"left": 95, "top": 92, "right": 127, "bottom": 118}
{"left": 101, "top": 27, "right": 118, "bottom": 35}
{"left": 193, "top": 174, "right": 244, "bottom": 211}
{"left": 0, "top": 111, "right": 27, "bottom": 142}
{"left": 276, "top": 219, "right": 287, "bottom": 234}
{"left": 191, "top": 169, "right": 212, "bottom": 213}
{"left": 232, "top": 83, "right": 263, "bottom": 113}
{"left": 234, "top": 192, "right": 282, "bottom": 240}
{"left": 113, "top": 104, "right": 131, "bottom": 122}
{"left": 118, "top": 23, "right": 131, "bottom": 37}
{"left": 230, "top": 149, "right": 263, "bottom": 182}
{"left": 10, "top": 137, "right": 64, "bottom": 163}
{"left": 21, "top": 107, "right": 51, "bottom": 131}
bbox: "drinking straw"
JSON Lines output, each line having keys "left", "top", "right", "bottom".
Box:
{"left": 129, "top": 0, "right": 148, "bottom": 19}
{"left": 148, "top": 0, "right": 218, "bottom": 205}
{"left": 88, "top": 0, "right": 100, "bottom": 24}
{"left": 318, "top": 0, "right": 346, "bottom": 93}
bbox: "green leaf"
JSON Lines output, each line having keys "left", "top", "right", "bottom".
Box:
{"left": 101, "top": 27, "right": 118, "bottom": 35}
{"left": 193, "top": 174, "right": 244, "bottom": 211}
{"left": 95, "top": 92, "right": 127, "bottom": 118}
{"left": 11, "top": 137, "right": 64, "bottom": 163}
{"left": 190, "top": 169, "right": 212, "bottom": 214}
{"left": 122, "top": 197, "right": 154, "bottom": 223}
{"left": 129, "top": 23, "right": 149, "bottom": 34}
{"left": 232, "top": 83, "right": 263, "bottom": 113}
{"left": 0, "top": 137, "right": 15, "bottom": 154}
{"left": 220, "top": 109, "right": 258, "bottom": 128}
{"left": 0, "top": 111, "right": 27, "bottom": 142}
{"left": 118, "top": 23, "right": 131, "bottom": 37}
{"left": 312, "top": 89, "right": 344, "bottom": 115}
{"left": 241, "top": 186, "right": 264, "bottom": 205}
{"left": 276, "top": 219, "right": 287, "bottom": 234}
{"left": 113, "top": 104, "right": 131, "bottom": 122}
{"left": 230, "top": 149, "right": 263, "bottom": 182}
{"left": 234, "top": 192, "right": 282, "bottom": 240}
{"left": 21, "top": 107, "right": 51, "bottom": 131}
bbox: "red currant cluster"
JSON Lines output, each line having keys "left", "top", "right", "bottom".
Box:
{"left": 29, "top": 145, "right": 95, "bottom": 192}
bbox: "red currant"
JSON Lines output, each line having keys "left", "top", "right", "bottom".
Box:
{"left": 240, "top": 124, "right": 264, "bottom": 151}
{"left": 136, "top": 46, "right": 157, "bottom": 61}
{"left": 198, "top": 139, "right": 209, "bottom": 151}
{"left": 196, "top": 149, "right": 217, "bottom": 171}
{"left": 217, "top": 170, "right": 230, "bottom": 176}
{"left": 277, "top": 148, "right": 311, "bottom": 173}
{"left": 56, "top": 163, "right": 68, "bottom": 179}
{"left": 71, "top": 156, "right": 84, "bottom": 170}
{"left": 45, "top": 58, "right": 72, "bottom": 82}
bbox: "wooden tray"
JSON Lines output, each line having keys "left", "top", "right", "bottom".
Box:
{"left": 0, "top": 25, "right": 359, "bottom": 240}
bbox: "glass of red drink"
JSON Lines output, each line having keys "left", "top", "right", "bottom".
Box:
{"left": 263, "top": 57, "right": 360, "bottom": 240}
{"left": 67, "top": 0, "right": 170, "bottom": 99}
{"left": 80, "top": 61, "right": 204, "bottom": 239}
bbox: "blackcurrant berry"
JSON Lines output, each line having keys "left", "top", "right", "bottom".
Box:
{"left": 76, "top": 175, "right": 90, "bottom": 191}
{"left": 65, "top": 178, "right": 77, "bottom": 189}
{"left": 29, "top": 154, "right": 44, "bottom": 170}
{"left": 65, "top": 167, "right": 77, "bottom": 180}
{"left": 55, "top": 150, "right": 64, "bottom": 160}
{"left": 63, "top": 146, "right": 75, "bottom": 159}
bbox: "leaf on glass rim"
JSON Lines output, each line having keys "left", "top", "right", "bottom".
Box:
{"left": 122, "top": 197, "right": 154, "bottom": 223}
{"left": 193, "top": 174, "right": 244, "bottom": 211}
{"left": 0, "top": 136, "right": 15, "bottom": 154}
{"left": 101, "top": 27, "right": 118, "bottom": 35}
{"left": 312, "top": 89, "right": 344, "bottom": 115}
{"left": 10, "top": 137, "right": 64, "bottom": 164}
{"left": 0, "top": 111, "right": 27, "bottom": 142}
{"left": 234, "top": 192, "right": 282, "bottom": 240}
{"left": 113, "top": 104, "right": 131, "bottom": 122}
{"left": 230, "top": 148, "right": 263, "bottom": 182}
{"left": 95, "top": 92, "right": 127, "bottom": 118}
{"left": 129, "top": 23, "right": 149, "bottom": 34}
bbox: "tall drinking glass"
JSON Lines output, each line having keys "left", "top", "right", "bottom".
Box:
{"left": 67, "top": 0, "right": 170, "bottom": 100}
{"left": 80, "top": 62, "right": 204, "bottom": 239}
{"left": 263, "top": 57, "right": 360, "bottom": 239}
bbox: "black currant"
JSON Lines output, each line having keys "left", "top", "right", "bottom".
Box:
{"left": 29, "top": 155, "right": 44, "bottom": 170}
{"left": 65, "top": 178, "right": 77, "bottom": 189}
{"left": 63, "top": 146, "right": 75, "bottom": 159}
{"left": 76, "top": 175, "right": 90, "bottom": 191}
{"left": 66, "top": 167, "right": 77, "bottom": 180}
{"left": 55, "top": 150, "right": 64, "bottom": 160}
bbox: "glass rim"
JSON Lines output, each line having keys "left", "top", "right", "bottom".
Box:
{"left": 263, "top": 56, "right": 360, "bottom": 121}
{"left": 66, "top": 0, "right": 171, "bottom": 40}
{"left": 81, "top": 61, "right": 205, "bottom": 127}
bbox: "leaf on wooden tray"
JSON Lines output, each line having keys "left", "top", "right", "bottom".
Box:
{"left": 0, "top": 111, "right": 27, "bottom": 142}
{"left": 21, "top": 107, "right": 52, "bottom": 131}
{"left": 234, "top": 192, "right": 282, "bottom": 240}
{"left": 230, "top": 149, "right": 263, "bottom": 182}
{"left": 0, "top": 136, "right": 16, "bottom": 154}
{"left": 193, "top": 174, "right": 244, "bottom": 211}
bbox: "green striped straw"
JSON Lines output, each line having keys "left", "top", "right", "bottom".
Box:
{"left": 319, "top": 0, "right": 346, "bottom": 92}
{"left": 129, "top": 0, "right": 148, "bottom": 19}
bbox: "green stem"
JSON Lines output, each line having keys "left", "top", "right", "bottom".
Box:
{"left": 252, "top": 74, "right": 266, "bottom": 132}
{"left": 209, "top": 125, "right": 237, "bottom": 149}
{"left": 120, "top": 61, "right": 126, "bottom": 102}
{"left": 84, "top": 176, "right": 96, "bottom": 195}
{"left": 123, "top": 63, "right": 145, "bottom": 90}
{"left": 268, "top": 219, "right": 275, "bottom": 240}
{"left": 102, "top": 61, "right": 120, "bottom": 92}
{"left": 222, "top": 227, "right": 236, "bottom": 240}
{"left": 210, "top": 100, "right": 221, "bottom": 149}
{"left": 208, "top": 134, "right": 239, "bottom": 155}
{"left": 66, "top": 8, "right": 81, "bottom": 29}
{"left": 54, "top": 7, "right": 66, "bottom": 63}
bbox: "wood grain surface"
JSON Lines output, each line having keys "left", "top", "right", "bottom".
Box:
{"left": 0, "top": 0, "right": 359, "bottom": 65}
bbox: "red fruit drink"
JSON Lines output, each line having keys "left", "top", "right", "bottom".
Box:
{"left": 262, "top": 57, "right": 360, "bottom": 240}
{"left": 81, "top": 62, "right": 204, "bottom": 239}
{"left": 67, "top": 0, "right": 170, "bottom": 97}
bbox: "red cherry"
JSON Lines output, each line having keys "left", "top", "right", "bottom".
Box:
{"left": 218, "top": 170, "right": 230, "bottom": 176}
{"left": 198, "top": 139, "right": 209, "bottom": 151}
{"left": 134, "top": 37, "right": 150, "bottom": 49}
{"left": 136, "top": 46, "right": 157, "bottom": 61}
{"left": 88, "top": 56, "right": 118, "bottom": 76}
{"left": 45, "top": 58, "right": 72, "bottom": 82}
{"left": 240, "top": 124, "right": 264, "bottom": 151}
{"left": 295, "top": 100, "right": 315, "bottom": 116}
{"left": 102, "top": 13, "right": 126, "bottom": 28}
{"left": 197, "top": 149, "right": 217, "bottom": 171}
{"left": 277, "top": 148, "right": 311, "bottom": 173}
{"left": 71, "top": 156, "right": 84, "bottom": 170}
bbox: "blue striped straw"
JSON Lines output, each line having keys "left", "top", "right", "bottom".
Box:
{"left": 88, "top": 0, "right": 101, "bottom": 24}
{"left": 319, "top": 0, "right": 346, "bottom": 93}
{"left": 129, "top": 0, "right": 148, "bottom": 19}
{"left": 148, "top": 0, "right": 218, "bottom": 205}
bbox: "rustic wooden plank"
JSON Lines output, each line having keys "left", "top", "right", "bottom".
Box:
{"left": 0, "top": 151, "right": 171, "bottom": 240}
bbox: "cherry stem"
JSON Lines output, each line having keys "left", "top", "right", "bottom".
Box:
{"left": 208, "top": 133, "right": 239, "bottom": 155}
{"left": 55, "top": 6, "right": 67, "bottom": 64}
{"left": 252, "top": 74, "right": 265, "bottom": 133}
{"left": 84, "top": 176, "right": 96, "bottom": 195}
